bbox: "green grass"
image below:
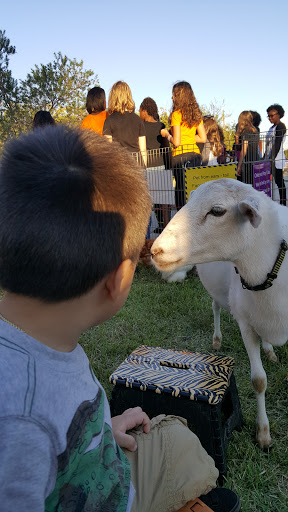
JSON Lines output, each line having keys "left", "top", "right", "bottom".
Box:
{"left": 80, "top": 265, "right": 288, "bottom": 512}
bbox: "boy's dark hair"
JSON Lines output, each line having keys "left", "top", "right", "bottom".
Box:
{"left": 86, "top": 87, "right": 106, "bottom": 114}
{"left": 0, "top": 126, "right": 151, "bottom": 302}
{"left": 33, "top": 110, "right": 55, "bottom": 129}
{"left": 140, "top": 97, "right": 159, "bottom": 121}
{"left": 266, "top": 104, "right": 285, "bottom": 118}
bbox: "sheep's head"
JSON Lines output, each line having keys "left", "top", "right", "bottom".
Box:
{"left": 152, "top": 179, "right": 265, "bottom": 272}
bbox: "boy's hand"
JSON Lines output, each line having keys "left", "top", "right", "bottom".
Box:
{"left": 111, "top": 407, "right": 150, "bottom": 451}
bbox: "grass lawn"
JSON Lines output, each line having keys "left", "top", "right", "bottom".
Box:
{"left": 80, "top": 265, "right": 288, "bottom": 512}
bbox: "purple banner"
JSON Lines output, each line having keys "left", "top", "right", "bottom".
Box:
{"left": 253, "top": 161, "right": 271, "bottom": 197}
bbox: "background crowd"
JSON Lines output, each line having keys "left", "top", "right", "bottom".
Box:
{"left": 33, "top": 80, "right": 288, "bottom": 211}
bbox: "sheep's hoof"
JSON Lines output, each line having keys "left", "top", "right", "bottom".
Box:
{"left": 256, "top": 424, "right": 272, "bottom": 449}
{"left": 264, "top": 349, "right": 278, "bottom": 363}
{"left": 212, "top": 336, "right": 222, "bottom": 350}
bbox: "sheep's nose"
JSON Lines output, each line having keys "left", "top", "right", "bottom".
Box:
{"left": 151, "top": 246, "right": 163, "bottom": 257}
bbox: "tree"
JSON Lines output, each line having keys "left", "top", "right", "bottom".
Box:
{"left": 0, "top": 30, "right": 21, "bottom": 147}
{"left": 0, "top": 30, "right": 18, "bottom": 107}
{"left": 159, "top": 107, "right": 169, "bottom": 129}
{"left": 20, "top": 52, "right": 98, "bottom": 126}
{"left": 201, "top": 99, "right": 235, "bottom": 150}
{"left": 0, "top": 40, "right": 99, "bottom": 149}
{"left": 200, "top": 99, "right": 227, "bottom": 126}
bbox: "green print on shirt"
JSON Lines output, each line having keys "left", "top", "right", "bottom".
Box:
{"left": 45, "top": 388, "right": 131, "bottom": 512}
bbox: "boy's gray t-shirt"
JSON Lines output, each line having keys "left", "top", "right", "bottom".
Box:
{"left": 0, "top": 319, "right": 134, "bottom": 512}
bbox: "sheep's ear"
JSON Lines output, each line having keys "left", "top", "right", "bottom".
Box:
{"left": 188, "top": 190, "right": 195, "bottom": 201}
{"left": 238, "top": 197, "right": 262, "bottom": 228}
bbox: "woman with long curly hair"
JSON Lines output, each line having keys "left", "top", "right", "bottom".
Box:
{"left": 103, "top": 81, "right": 147, "bottom": 166}
{"left": 236, "top": 111, "right": 259, "bottom": 184}
{"left": 162, "top": 81, "right": 206, "bottom": 209}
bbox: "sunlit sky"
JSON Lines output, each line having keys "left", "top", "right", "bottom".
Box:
{"left": 2, "top": 0, "right": 288, "bottom": 131}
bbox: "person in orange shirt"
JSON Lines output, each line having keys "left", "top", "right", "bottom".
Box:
{"left": 162, "top": 81, "right": 206, "bottom": 209}
{"left": 81, "top": 87, "right": 108, "bottom": 135}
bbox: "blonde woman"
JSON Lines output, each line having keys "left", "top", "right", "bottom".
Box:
{"left": 162, "top": 81, "right": 206, "bottom": 209}
{"left": 103, "top": 81, "right": 147, "bottom": 166}
{"left": 236, "top": 111, "right": 259, "bottom": 184}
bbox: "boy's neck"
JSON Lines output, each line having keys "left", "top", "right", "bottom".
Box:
{"left": 0, "top": 289, "right": 102, "bottom": 352}
{"left": 0, "top": 261, "right": 136, "bottom": 353}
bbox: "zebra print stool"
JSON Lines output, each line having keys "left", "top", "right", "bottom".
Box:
{"left": 109, "top": 345, "right": 243, "bottom": 479}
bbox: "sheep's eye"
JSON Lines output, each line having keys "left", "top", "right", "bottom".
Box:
{"left": 208, "top": 206, "right": 227, "bottom": 217}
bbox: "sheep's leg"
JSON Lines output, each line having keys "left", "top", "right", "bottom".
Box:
{"left": 262, "top": 341, "right": 278, "bottom": 363}
{"left": 212, "top": 299, "right": 222, "bottom": 350}
{"left": 239, "top": 321, "right": 271, "bottom": 448}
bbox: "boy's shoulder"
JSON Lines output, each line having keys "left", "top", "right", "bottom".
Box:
{"left": 0, "top": 323, "right": 33, "bottom": 418}
{"left": 0, "top": 320, "right": 96, "bottom": 422}
{"left": 0, "top": 319, "right": 111, "bottom": 465}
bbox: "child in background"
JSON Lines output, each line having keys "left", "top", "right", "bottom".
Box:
{"left": 251, "top": 110, "right": 262, "bottom": 157}
{"left": 139, "top": 96, "right": 169, "bottom": 168}
{"left": 250, "top": 111, "right": 261, "bottom": 133}
{"left": 81, "top": 86, "right": 108, "bottom": 135}
{"left": 140, "top": 97, "right": 170, "bottom": 231}
{"left": 199, "top": 116, "right": 223, "bottom": 166}
{"left": 0, "top": 126, "right": 239, "bottom": 512}
{"left": 265, "top": 103, "right": 287, "bottom": 205}
{"left": 103, "top": 81, "right": 147, "bottom": 166}
{"left": 236, "top": 110, "right": 259, "bottom": 184}
{"left": 33, "top": 110, "right": 55, "bottom": 129}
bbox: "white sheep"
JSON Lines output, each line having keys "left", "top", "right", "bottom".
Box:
{"left": 196, "top": 261, "right": 278, "bottom": 360}
{"left": 151, "top": 178, "right": 288, "bottom": 448}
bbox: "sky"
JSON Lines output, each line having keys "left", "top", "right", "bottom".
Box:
{"left": 2, "top": 0, "right": 288, "bottom": 131}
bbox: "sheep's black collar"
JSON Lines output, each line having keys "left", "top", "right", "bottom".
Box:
{"left": 235, "top": 240, "right": 288, "bottom": 291}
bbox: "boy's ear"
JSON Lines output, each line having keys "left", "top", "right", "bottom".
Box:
{"left": 105, "top": 259, "right": 135, "bottom": 301}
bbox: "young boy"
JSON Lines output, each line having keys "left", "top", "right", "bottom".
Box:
{"left": 0, "top": 126, "right": 239, "bottom": 512}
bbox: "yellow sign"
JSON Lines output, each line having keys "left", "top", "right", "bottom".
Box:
{"left": 185, "top": 163, "right": 236, "bottom": 200}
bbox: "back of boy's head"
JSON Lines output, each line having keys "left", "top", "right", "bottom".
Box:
{"left": 0, "top": 126, "right": 151, "bottom": 302}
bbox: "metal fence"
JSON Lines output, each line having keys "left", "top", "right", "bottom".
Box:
{"left": 133, "top": 130, "right": 288, "bottom": 238}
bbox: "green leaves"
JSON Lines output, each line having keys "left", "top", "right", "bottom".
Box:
{"left": 0, "top": 30, "right": 21, "bottom": 146}
{"left": 0, "top": 28, "right": 17, "bottom": 104}
{"left": 20, "top": 51, "right": 97, "bottom": 125}
{"left": 201, "top": 99, "right": 236, "bottom": 150}
{"left": 0, "top": 32, "right": 99, "bottom": 150}
{"left": 159, "top": 107, "right": 169, "bottom": 129}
